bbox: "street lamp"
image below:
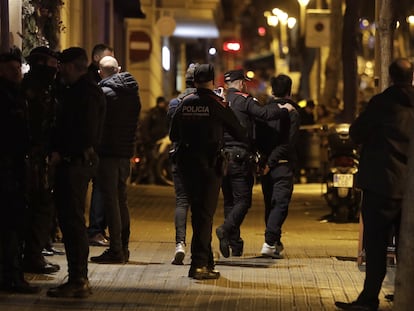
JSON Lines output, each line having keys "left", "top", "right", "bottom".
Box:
{"left": 273, "top": 8, "right": 289, "bottom": 55}
{"left": 297, "top": 0, "right": 310, "bottom": 37}
{"left": 265, "top": 11, "right": 280, "bottom": 72}
{"left": 408, "top": 15, "right": 414, "bottom": 57}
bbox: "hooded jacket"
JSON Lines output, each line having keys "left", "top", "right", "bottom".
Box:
{"left": 350, "top": 84, "right": 414, "bottom": 198}
{"left": 98, "top": 72, "right": 141, "bottom": 158}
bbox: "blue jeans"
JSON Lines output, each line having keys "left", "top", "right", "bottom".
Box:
{"left": 95, "top": 157, "right": 131, "bottom": 253}
{"left": 261, "top": 164, "right": 294, "bottom": 245}
{"left": 171, "top": 163, "right": 190, "bottom": 244}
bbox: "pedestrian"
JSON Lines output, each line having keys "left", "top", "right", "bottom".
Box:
{"left": 21, "top": 46, "right": 61, "bottom": 275}
{"left": 140, "top": 96, "right": 169, "bottom": 184}
{"left": 90, "top": 56, "right": 141, "bottom": 264}
{"left": 87, "top": 43, "right": 115, "bottom": 247}
{"left": 255, "top": 74, "right": 300, "bottom": 259}
{"left": 0, "top": 51, "right": 40, "bottom": 294}
{"left": 46, "top": 47, "right": 105, "bottom": 298}
{"left": 169, "top": 64, "right": 247, "bottom": 279}
{"left": 168, "top": 63, "right": 197, "bottom": 265}
{"left": 87, "top": 43, "right": 114, "bottom": 83}
{"left": 215, "top": 69, "right": 294, "bottom": 258}
{"left": 298, "top": 99, "right": 315, "bottom": 125}
{"left": 335, "top": 58, "right": 414, "bottom": 311}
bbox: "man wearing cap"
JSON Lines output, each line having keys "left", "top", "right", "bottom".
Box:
{"left": 21, "top": 46, "right": 62, "bottom": 275}
{"left": 0, "top": 51, "right": 40, "bottom": 294}
{"left": 170, "top": 64, "right": 247, "bottom": 279}
{"left": 167, "top": 63, "right": 197, "bottom": 265}
{"left": 215, "top": 69, "right": 294, "bottom": 258}
{"left": 47, "top": 47, "right": 105, "bottom": 298}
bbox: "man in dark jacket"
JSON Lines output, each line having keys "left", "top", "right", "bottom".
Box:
{"left": 335, "top": 58, "right": 414, "bottom": 311}
{"left": 90, "top": 56, "right": 141, "bottom": 264}
{"left": 170, "top": 64, "right": 247, "bottom": 280}
{"left": 21, "top": 46, "right": 61, "bottom": 275}
{"left": 0, "top": 52, "right": 40, "bottom": 294}
{"left": 216, "top": 69, "right": 293, "bottom": 258}
{"left": 167, "top": 63, "right": 197, "bottom": 265}
{"left": 255, "top": 74, "right": 300, "bottom": 259}
{"left": 47, "top": 47, "right": 106, "bottom": 298}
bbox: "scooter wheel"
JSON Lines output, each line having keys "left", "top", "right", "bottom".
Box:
{"left": 333, "top": 204, "right": 349, "bottom": 223}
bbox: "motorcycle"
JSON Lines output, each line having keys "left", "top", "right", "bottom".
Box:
{"left": 130, "top": 135, "right": 173, "bottom": 186}
{"left": 323, "top": 123, "right": 361, "bottom": 222}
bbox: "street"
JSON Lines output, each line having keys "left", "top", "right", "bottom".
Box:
{"left": 1, "top": 183, "right": 394, "bottom": 311}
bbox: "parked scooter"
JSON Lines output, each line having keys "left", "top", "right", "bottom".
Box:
{"left": 323, "top": 123, "right": 361, "bottom": 222}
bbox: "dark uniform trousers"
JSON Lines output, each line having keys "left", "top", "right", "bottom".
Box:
{"left": 54, "top": 158, "right": 97, "bottom": 281}
{"left": 177, "top": 153, "right": 221, "bottom": 269}
{"left": 221, "top": 147, "right": 254, "bottom": 251}
{"left": 24, "top": 154, "right": 54, "bottom": 263}
{"left": 261, "top": 163, "right": 294, "bottom": 245}
{"left": 0, "top": 158, "right": 27, "bottom": 286}
{"left": 357, "top": 190, "right": 401, "bottom": 307}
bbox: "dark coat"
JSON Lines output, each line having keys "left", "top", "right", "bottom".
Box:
{"left": 53, "top": 74, "right": 106, "bottom": 157}
{"left": 0, "top": 77, "right": 29, "bottom": 157}
{"left": 349, "top": 84, "right": 414, "bottom": 198}
{"left": 255, "top": 98, "right": 301, "bottom": 169}
{"left": 98, "top": 72, "right": 141, "bottom": 158}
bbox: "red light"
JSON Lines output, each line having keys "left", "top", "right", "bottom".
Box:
{"left": 258, "top": 27, "right": 266, "bottom": 36}
{"left": 223, "top": 41, "right": 241, "bottom": 52}
{"left": 133, "top": 157, "right": 140, "bottom": 163}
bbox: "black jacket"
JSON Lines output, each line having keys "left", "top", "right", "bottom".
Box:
{"left": 170, "top": 88, "right": 247, "bottom": 158}
{"left": 223, "top": 88, "right": 289, "bottom": 151}
{"left": 255, "top": 98, "right": 301, "bottom": 169}
{"left": 350, "top": 84, "right": 414, "bottom": 198}
{"left": 0, "top": 77, "right": 29, "bottom": 157}
{"left": 98, "top": 72, "right": 141, "bottom": 158}
{"left": 53, "top": 74, "right": 106, "bottom": 157}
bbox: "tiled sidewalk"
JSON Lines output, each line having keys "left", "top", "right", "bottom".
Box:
{"left": 1, "top": 184, "right": 394, "bottom": 310}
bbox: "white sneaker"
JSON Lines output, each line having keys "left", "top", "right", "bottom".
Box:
{"left": 261, "top": 242, "right": 283, "bottom": 259}
{"left": 171, "top": 242, "right": 185, "bottom": 265}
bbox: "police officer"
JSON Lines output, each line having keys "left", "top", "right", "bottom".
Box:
{"left": 0, "top": 51, "right": 40, "bottom": 293}
{"left": 47, "top": 47, "right": 105, "bottom": 298}
{"left": 216, "top": 69, "right": 294, "bottom": 258}
{"left": 22, "top": 46, "right": 61, "bottom": 274}
{"left": 170, "top": 64, "right": 247, "bottom": 280}
{"left": 168, "top": 63, "right": 197, "bottom": 265}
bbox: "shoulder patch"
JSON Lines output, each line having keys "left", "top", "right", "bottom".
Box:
{"left": 234, "top": 91, "right": 249, "bottom": 98}
{"left": 207, "top": 94, "right": 228, "bottom": 108}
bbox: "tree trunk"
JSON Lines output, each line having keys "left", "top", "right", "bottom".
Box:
{"left": 321, "top": 0, "right": 342, "bottom": 115}
{"left": 341, "top": 0, "right": 359, "bottom": 122}
{"left": 375, "top": 0, "right": 395, "bottom": 92}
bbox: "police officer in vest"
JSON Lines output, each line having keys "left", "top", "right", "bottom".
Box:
{"left": 215, "top": 69, "right": 294, "bottom": 258}
{"left": 169, "top": 64, "right": 247, "bottom": 280}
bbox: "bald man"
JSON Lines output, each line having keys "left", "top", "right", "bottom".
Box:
{"left": 90, "top": 56, "right": 141, "bottom": 264}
